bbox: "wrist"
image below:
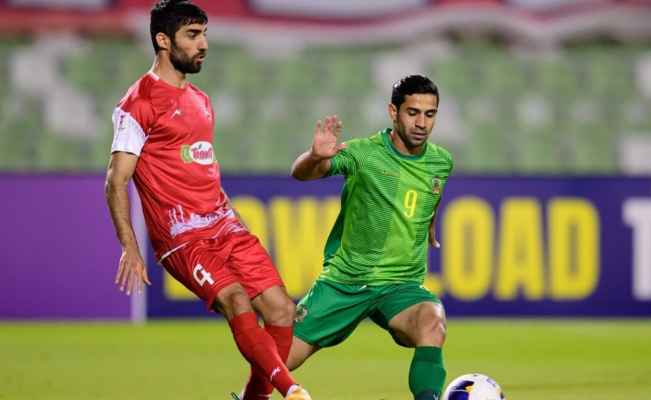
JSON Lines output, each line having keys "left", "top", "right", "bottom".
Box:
{"left": 308, "top": 149, "right": 328, "bottom": 163}
{"left": 121, "top": 239, "right": 139, "bottom": 252}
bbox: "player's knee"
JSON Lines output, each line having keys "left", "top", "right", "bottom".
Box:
{"left": 417, "top": 316, "right": 445, "bottom": 346}
{"left": 416, "top": 308, "right": 446, "bottom": 346}
{"left": 285, "top": 299, "right": 297, "bottom": 321}
{"left": 229, "top": 292, "right": 251, "bottom": 313}
{"left": 432, "top": 316, "right": 447, "bottom": 345}
{"left": 276, "top": 298, "right": 297, "bottom": 326}
{"left": 265, "top": 297, "right": 296, "bottom": 326}
{"left": 216, "top": 286, "right": 252, "bottom": 317}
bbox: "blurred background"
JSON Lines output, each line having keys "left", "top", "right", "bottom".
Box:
{"left": 1, "top": 0, "right": 651, "bottom": 174}
{"left": 1, "top": 1, "right": 650, "bottom": 399}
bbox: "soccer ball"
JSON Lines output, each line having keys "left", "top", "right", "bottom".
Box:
{"left": 442, "top": 373, "right": 505, "bottom": 400}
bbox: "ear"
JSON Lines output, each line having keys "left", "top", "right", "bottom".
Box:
{"left": 388, "top": 103, "right": 398, "bottom": 122}
{"left": 155, "top": 32, "right": 171, "bottom": 52}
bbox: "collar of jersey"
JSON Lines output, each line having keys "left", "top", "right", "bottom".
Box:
{"left": 148, "top": 71, "right": 189, "bottom": 93}
{"left": 381, "top": 128, "right": 427, "bottom": 160}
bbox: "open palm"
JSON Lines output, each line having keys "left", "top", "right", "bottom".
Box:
{"left": 311, "top": 115, "right": 346, "bottom": 159}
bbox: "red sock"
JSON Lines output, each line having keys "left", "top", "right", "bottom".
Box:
{"left": 229, "top": 312, "right": 296, "bottom": 397}
{"left": 242, "top": 325, "right": 293, "bottom": 399}
{"left": 266, "top": 325, "right": 293, "bottom": 361}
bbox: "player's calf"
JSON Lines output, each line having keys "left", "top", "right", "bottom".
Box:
{"left": 241, "top": 286, "right": 297, "bottom": 399}
{"left": 389, "top": 301, "right": 447, "bottom": 400}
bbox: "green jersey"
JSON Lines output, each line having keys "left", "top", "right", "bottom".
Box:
{"left": 320, "top": 128, "right": 453, "bottom": 285}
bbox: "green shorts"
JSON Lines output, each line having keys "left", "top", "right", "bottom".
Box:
{"left": 294, "top": 280, "right": 441, "bottom": 348}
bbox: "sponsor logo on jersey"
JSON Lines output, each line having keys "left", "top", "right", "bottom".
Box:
{"left": 432, "top": 177, "right": 442, "bottom": 194}
{"left": 180, "top": 141, "right": 214, "bottom": 165}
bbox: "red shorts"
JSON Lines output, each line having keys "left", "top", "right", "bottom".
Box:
{"left": 161, "top": 232, "right": 283, "bottom": 310}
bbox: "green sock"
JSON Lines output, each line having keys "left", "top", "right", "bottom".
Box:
{"left": 409, "top": 346, "right": 446, "bottom": 400}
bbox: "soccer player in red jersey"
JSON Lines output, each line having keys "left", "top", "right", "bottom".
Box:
{"left": 104, "top": 2, "right": 312, "bottom": 399}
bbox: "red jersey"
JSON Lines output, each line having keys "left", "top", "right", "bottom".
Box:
{"left": 111, "top": 72, "right": 241, "bottom": 260}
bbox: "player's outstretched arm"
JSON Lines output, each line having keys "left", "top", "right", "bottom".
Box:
{"left": 291, "top": 115, "right": 346, "bottom": 181}
{"left": 105, "top": 152, "right": 151, "bottom": 295}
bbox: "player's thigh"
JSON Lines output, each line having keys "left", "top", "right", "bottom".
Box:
{"left": 371, "top": 283, "right": 445, "bottom": 347}
{"left": 161, "top": 239, "right": 239, "bottom": 311}
{"left": 294, "top": 280, "right": 375, "bottom": 349}
{"left": 226, "top": 232, "right": 284, "bottom": 299}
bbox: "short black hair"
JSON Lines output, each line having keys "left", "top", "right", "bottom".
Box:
{"left": 391, "top": 75, "right": 439, "bottom": 110}
{"left": 150, "top": 0, "right": 208, "bottom": 53}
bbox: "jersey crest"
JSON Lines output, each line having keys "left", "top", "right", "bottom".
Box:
{"left": 432, "top": 177, "right": 442, "bottom": 194}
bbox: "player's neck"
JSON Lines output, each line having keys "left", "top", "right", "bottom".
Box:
{"left": 151, "top": 57, "right": 187, "bottom": 89}
{"left": 389, "top": 129, "right": 424, "bottom": 156}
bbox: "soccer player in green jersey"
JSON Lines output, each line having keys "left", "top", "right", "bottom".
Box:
{"left": 288, "top": 75, "right": 452, "bottom": 400}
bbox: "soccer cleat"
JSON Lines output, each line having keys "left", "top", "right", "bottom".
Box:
{"left": 230, "top": 393, "right": 241, "bottom": 400}
{"left": 285, "top": 386, "right": 312, "bottom": 400}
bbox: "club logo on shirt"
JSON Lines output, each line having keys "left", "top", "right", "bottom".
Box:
{"left": 180, "top": 141, "right": 214, "bottom": 165}
{"left": 432, "top": 177, "right": 442, "bottom": 194}
{"left": 294, "top": 305, "right": 308, "bottom": 323}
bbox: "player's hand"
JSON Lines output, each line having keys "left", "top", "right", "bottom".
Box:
{"left": 310, "top": 115, "right": 346, "bottom": 161}
{"left": 429, "top": 217, "right": 441, "bottom": 249}
{"left": 115, "top": 245, "right": 151, "bottom": 295}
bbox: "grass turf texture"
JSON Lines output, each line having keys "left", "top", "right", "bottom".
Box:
{"left": 1, "top": 319, "right": 649, "bottom": 399}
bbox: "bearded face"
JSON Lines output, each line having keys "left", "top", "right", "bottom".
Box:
{"left": 169, "top": 39, "right": 206, "bottom": 74}
{"left": 166, "top": 23, "right": 208, "bottom": 74}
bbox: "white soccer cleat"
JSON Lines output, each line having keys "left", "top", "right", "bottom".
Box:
{"left": 285, "top": 386, "right": 312, "bottom": 400}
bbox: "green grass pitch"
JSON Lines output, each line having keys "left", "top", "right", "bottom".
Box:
{"left": 1, "top": 319, "right": 649, "bottom": 399}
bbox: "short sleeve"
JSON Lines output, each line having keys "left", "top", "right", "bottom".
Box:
{"left": 326, "top": 143, "right": 360, "bottom": 177}
{"left": 437, "top": 144, "right": 454, "bottom": 177}
{"left": 111, "top": 100, "right": 153, "bottom": 156}
{"left": 448, "top": 153, "right": 454, "bottom": 175}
